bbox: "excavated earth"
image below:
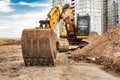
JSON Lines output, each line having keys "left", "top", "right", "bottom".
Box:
{"left": 71, "top": 24, "right": 120, "bottom": 74}
{"left": 0, "top": 44, "right": 120, "bottom": 80}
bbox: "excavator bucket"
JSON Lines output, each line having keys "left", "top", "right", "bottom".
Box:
{"left": 21, "top": 29, "right": 57, "bottom": 66}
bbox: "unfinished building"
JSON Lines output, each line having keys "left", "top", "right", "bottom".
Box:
{"left": 103, "top": 0, "right": 119, "bottom": 32}
{"left": 51, "top": 0, "right": 120, "bottom": 34}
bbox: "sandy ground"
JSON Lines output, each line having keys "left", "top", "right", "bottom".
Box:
{"left": 0, "top": 45, "right": 120, "bottom": 80}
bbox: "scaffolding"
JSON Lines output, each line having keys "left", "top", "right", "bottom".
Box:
{"left": 103, "top": 0, "right": 119, "bottom": 33}
{"left": 102, "top": 0, "right": 108, "bottom": 33}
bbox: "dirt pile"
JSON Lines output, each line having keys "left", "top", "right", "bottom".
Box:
{"left": 0, "top": 45, "right": 21, "bottom": 63}
{"left": 71, "top": 24, "right": 120, "bottom": 73}
{"left": 89, "top": 31, "right": 99, "bottom": 40}
{"left": 83, "top": 31, "right": 99, "bottom": 43}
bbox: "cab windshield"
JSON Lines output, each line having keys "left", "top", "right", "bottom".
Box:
{"left": 78, "top": 19, "right": 88, "bottom": 28}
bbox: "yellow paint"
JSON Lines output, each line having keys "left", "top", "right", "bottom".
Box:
{"left": 60, "top": 26, "right": 67, "bottom": 37}
{"left": 48, "top": 5, "right": 63, "bottom": 30}
{"left": 76, "top": 36, "right": 89, "bottom": 39}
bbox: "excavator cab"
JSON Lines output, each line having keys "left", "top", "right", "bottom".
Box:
{"left": 76, "top": 14, "right": 90, "bottom": 39}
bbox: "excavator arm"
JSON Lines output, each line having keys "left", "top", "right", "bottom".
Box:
{"left": 48, "top": 5, "right": 63, "bottom": 29}
{"left": 39, "top": 5, "right": 63, "bottom": 29}
{"left": 39, "top": 4, "right": 76, "bottom": 38}
{"left": 61, "top": 4, "right": 76, "bottom": 38}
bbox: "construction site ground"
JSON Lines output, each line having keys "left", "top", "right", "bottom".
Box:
{"left": 0, "top": 44, "right": 120, "bottom": 80}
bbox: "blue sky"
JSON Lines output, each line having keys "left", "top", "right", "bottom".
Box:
{"left": 0, "top": 0, "right": 51, "bottom": 38}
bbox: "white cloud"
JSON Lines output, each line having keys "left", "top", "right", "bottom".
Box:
{"left": 0, "top": 0, "right": 51, "bottom": 37}
{"left": 18, "top": 1, "right": 50, "bottom": 7}
{"left": 0, "top": 0, "right": 14, "bottom": 13}
{"left": 0, "top": 8, "right": 50, "bottom": 37}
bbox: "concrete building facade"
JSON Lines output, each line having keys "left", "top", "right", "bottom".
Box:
{"left": 103, "top": 0, "right": 119, "bottom": 33}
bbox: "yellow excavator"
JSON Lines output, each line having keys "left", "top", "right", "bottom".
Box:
{"left": 21, "top": 4, "right": 90, "bottom": 66}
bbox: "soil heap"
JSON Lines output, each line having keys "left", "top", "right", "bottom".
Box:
{"left": 71, "top": 24, "right": 120, "bottom": 73}
{"left": 83, "top": 31, "right": 99, "bottom": 43}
